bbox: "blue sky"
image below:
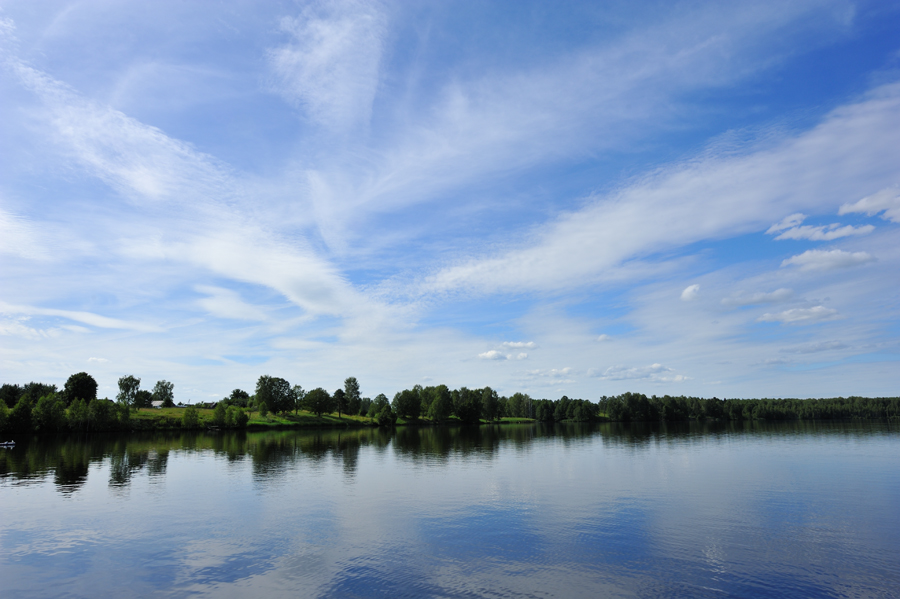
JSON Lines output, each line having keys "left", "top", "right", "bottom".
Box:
{"left": 1, "top": 0, "right": 899, "bottom": 402}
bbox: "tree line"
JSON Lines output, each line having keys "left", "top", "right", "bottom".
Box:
{"left": 2, "top": 371, "right": 899, "bottom": 436}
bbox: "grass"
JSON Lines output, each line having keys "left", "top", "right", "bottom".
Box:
{"left": 128, "top": 406, "right": 537, "bottom": 431}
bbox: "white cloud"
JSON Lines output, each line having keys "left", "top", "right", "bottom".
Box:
{"left": 195, "top": 285, "right": 267, "bottom": 321}
{"left": 596, "top": 334, "right": 612, "bottom": 342}
{"left": 478, "top": 350, "right": 529, "bottom": 361}
{"left": 766, "top": 213, "right": 807, "bottom": 234}
{"left": 771, "top": 223, "right": 874, "bottom": 241}
{"left": 757, "top": 305, "right": 840, "bottom": 324}
{"left": 722, "top": 288, "right": 793, "bottom": 306}
{"left": 423, "top": 82, "right": 900, "bottom": 295}
{"left": 501, "top": 341, "right": 536, "bottom": 349}
{"left": 780, "top": 249, "right": 875, "bottom": 271}
{"left": 593, "top": 363, "right": 689, "bottom": 382}
{"left": 0, "top": 318, "right": 59, "bottom": 340}
{"left": 268, "top": 0, "right": 386, "bottom": 131}
{"left": 780, "top": 340, "right": 847, "bottom": 354}
{"left": 0, "top": 208, "right": 50, "bottom": 260}
{"left": 839, "top": 186, "right": 900, "bottom": 223}
{"left": 681, "top": 284, "right": 700, "bottom": 301}
{"left": 0, "top": 301, "right": 161, "bottom": 332}
{"left": 525, "top": 367, "right": 572, "bottom": 379}
{"left": 88, "top": 357, "right": 109, "bottom": 363}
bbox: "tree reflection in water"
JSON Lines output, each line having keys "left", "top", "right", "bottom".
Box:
{"left": 0, "top": 421, "right": 893, "bottom": 494}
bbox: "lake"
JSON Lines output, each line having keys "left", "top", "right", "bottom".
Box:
{"left": 1, "top": 421, "right": 898, "bottom": 598}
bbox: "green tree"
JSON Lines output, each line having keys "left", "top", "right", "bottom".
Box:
{"left": 344, "top": 377, "right": 361, "bottom": 416}
{"left": 88, "top": 399, "right": 116, "bottom": 430}
{"left": 393, "top": 388, "right": 421, "bottom": 421}
{"left": 303, "top": 388, "right": 333, "bottom": 417}
{"left": 225, "top": 406, "right": 248, "bottom": 428}
{"left": 0, "top": 384, "right": 22, "bottom": 409}
{"left": 68, "top": 398, "right": 89, "bottom": 431}
{"left": 256, "top": 375, "right": 292, "bottom": 415}
{"left": 21, "top": 382, "right": 57, "bottom": 406}
{"left": 152, "top": 380, "right": 175, "bottom": 408}
{"left": 63, "top": 372, "right": 98, "bottom": 406}
{"left": 0, "top": 400, "right": 8, "bottom": 432}
{"left": 377, "top": 404, "right": 397, "bottom": 426}
{"left": 213, "top": 402, "right": 227, "bottom": 427}
{"left": 368, "top": 393, "right": 389, "bottom": 418}
{"left": 116, "top": 375, "right": 141, "bottom": 409}
{"left": 134, "top": 389, "right": 153, "bottom": 409}
{"left": 291, "top": 385, "right": 305, "bottom": 414}
{"left": 182, "top": 406, "right": 200, "bottom": 429}
{"left": 333, "top": 388, "right": 347, "bottom": 418}
{"left": 482, "top": 387, "right": 500, "bottom": 421}
{"left": 453, "top": 387, "right": 482, "bottom": 424}
{"left": 427, "top": 385, "right": 452, "bottom": 423}
{"left": 8, "top": 395, "right": 34, "bottom": 432}
{"left": 229, "top": 389, "right": 250, "bottom": 407}
{"left": 358, "top": 396, "right": 372, "bottom": 416}
{"left": 258, "top": 400, "right": 269, "bottom": 417}
{"left": 33, "top": 393, "right": 67, "bottom": 431}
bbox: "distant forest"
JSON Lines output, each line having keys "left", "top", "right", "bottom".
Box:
{"left": 1, "top": 371, "right": 898, "bottom": 435}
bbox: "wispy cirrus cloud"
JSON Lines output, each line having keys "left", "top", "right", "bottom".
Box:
{"left": 423, "top": 81, "right": 900, "bottom": 296}
{"left": 780, "top": 340, "right": 847, "bottom": 354}
{"left": 766, "top": 213, "right": 874, "bottom": 240}
{"left": 722, "top": 288, "right": 793, "bottom": 307}
{"left": 0, "top": 302, "right": 161, "bottom": 332}
{"left": 195, "top": 286, "right": 268, "bottom": 321}
{"left": 268, "top": 0, "right": 386, "bottom": 132}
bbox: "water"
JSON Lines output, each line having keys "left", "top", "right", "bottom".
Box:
{"left": 1, "top": 422, "right": 898, "bottom": 598}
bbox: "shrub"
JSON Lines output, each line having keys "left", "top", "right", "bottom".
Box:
{"left": 182, "top": 406, "right": 200, "bottom": 429}
{"left": 33, "top": 393, "right": 67, "bottom": 432}
{"left": 377, "top": 405, "right": 397, "bottom": 427}
{"left": 213, "top": 403, "right": 226, "bottom": 427}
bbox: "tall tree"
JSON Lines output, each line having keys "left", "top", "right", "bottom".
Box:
{"left": 333, "top": 388, "right": 347, "bottom": 418}
{"left": 393, "top": 388, "right": 421, "bottom": 421}
{"left": 228, "top": 389, "right": 250, "bottom": 407}
{"left": 291, "top": 385, "right": 305, "bottom": 414}
{"left": 303, "top": 387, "right": 333, "bottom": 417}
{"left": 152, "top": 380, "right": 175, "bottom": 407}
{"left": 63, "top": 372, "right": 98, "bottom": 406}
{"left": 368, "top": 393, "right": 389, "bottom": 418}
{"left": 134, "top": 390, "right": 153, "bottom": 409}
{"left": 116, "top": 376, "right": 141, "bottom": 409}
{"left": 344, "top": 377, "right": 361, "bottom": 416}
{"left": 0, "top": 384, "right": 22, "bottom": 409}
{"left": 256, "top": 375, "right": 292, "bottom": 415}
{"left": 453, "top": 387, "right": 482, "bottom": 424}
{"left": 427, "top": 385, "right": 452, "bottom": 423}
{"left": 482, "top": 387, "right": 500, "bottom": 421}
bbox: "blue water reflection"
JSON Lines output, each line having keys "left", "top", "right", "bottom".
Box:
{"left": 1, "top": 422, "right": 898, "bottom": 598}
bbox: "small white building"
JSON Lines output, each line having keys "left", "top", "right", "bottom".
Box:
{"left": 151, "top": 400, "right": 164, "bottom": 409}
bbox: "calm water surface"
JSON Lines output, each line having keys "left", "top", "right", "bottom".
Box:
{"left": 1, "top": 421, "right": 898, "bottom": 598}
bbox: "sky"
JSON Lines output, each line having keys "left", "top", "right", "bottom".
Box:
{"left": 1, "top": 0, "right": 899, "bottom": 402}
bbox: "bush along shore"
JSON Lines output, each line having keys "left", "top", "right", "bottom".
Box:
{"left": 1, "top": 373, "right": 898, "bottom": 436}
